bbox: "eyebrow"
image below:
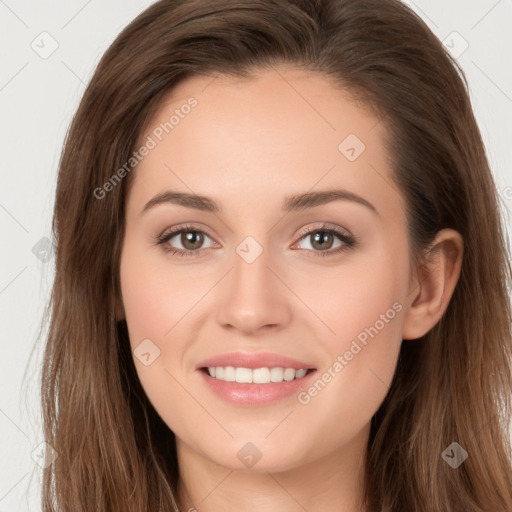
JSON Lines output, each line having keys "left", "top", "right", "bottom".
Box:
{"left": 141, "top": 189, "right": 378, "bottom": 216}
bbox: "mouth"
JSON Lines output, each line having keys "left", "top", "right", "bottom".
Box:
{"left": 195, "top": 352, "right": 318, "bottom": 406}
{"left": 200, "top": 366, "right": 315, "bottom": 384}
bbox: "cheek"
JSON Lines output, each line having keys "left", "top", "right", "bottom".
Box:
{"left": 120, "top": 248, "right": 165, "bottom": 345}
{"left": 291, "top": 241, "right": 407, "bottom": 420}
{"left": 119, "top": 239, "right": 219, "bottom": 424}
{"left": 119, "top": 241, "right": 207, "bottom": 430}
{"left": 294, "top": 238, "right": 407, "bottom": 351}
{"left": 119, "top": 240, "right": 205, "bottom": 349}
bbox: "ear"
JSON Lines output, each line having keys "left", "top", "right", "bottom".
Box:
{"left": 402, "top": 228, "right": 463, "bottom": 340}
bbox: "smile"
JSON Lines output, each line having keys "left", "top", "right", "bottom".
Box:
{"left": 196, "top": 352, "right": 317, "bottom": 406}
{"left": 204, "top": 366, "right": 311, "bottom": 383}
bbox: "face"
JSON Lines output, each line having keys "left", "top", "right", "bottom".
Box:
{"left": 119, "top": 67, "right": 412, "bottom": 473}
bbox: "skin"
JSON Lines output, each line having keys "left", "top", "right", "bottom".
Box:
{"left": 118, "top": 66, "right": 463, "bottom": 512}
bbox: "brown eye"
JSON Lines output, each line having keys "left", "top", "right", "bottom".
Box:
{"left": 179, "top": 230, "right": 205, "bottom": 250}
{"left": 156, "top": 225, "right": 216, "bottom": 256}
{"left": 309, "top": 230, "right": 336, "bottom": 251}
{"left": 293, "top": 225, "right": 357, "bottom": 258}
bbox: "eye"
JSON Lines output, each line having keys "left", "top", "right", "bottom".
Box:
{"left": 155, "top": 224, "right": 217, "bottom": 257}
{"left": 292, "top": 223, "right": 356, "bottom": 258}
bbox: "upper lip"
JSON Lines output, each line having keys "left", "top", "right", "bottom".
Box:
{"left": 196, "top": 352, "right": 316, "bottom": 370}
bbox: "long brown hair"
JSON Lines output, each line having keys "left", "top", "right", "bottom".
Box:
{"left": 41, "top": 0, "right": 512, "bottom": 510}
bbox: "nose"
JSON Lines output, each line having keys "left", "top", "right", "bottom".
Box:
{"left": 215, "top": 244, "right": 292, "bottom": 336}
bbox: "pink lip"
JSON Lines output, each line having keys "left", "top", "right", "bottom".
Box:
{"left": 197, "top": 368, "right": 317, "bottom": 406}
{"left": 196, "top": 352, "right": 315, "bottom": 371}
{"left": 195, "top": 352, "right": 317, "bottom": 407}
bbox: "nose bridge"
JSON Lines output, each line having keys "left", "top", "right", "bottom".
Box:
{"left": 215, "top": 235, "right": 291, "bottom": 333}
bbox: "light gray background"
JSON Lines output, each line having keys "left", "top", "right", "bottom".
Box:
{"left": 1, "top": 1, "right": 511, "bottom": 510}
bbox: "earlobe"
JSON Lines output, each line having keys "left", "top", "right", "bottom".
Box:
{"left": 402, "top": 229, "right": 463, "bottom": 340}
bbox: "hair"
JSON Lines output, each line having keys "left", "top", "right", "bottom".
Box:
{"left": 40, "top": 0, "right": 512, "bottom": 510}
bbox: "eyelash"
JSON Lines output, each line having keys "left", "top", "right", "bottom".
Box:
{"left": 154, "top": 223, "right": 357, "bottom": 258}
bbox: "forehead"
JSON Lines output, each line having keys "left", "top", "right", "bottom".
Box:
{"left": 127, "top": 67, "right": 404, "bottom": 225}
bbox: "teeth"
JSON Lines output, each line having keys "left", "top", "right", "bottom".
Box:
{"left": 253, "top": 367, "right": 270, "bottom": 384}
{"left": 207, "top": 366, "right": 309, "bottom": 384}
{"left": 224, "top": 366, "right": 236, "bottom": 381}
{"left": 236, "top": 367, "right": 252, "bottom": 383}
{"left": 270, "top": 367, "right": 284, "bottom": 382}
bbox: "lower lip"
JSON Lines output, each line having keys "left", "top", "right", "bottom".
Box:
{"left": 197, "top": 369, "right": 317, "bottom": 406}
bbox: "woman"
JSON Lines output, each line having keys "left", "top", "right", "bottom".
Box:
{"left": 41, "top": 0, "right": 512, "bottom": 510}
